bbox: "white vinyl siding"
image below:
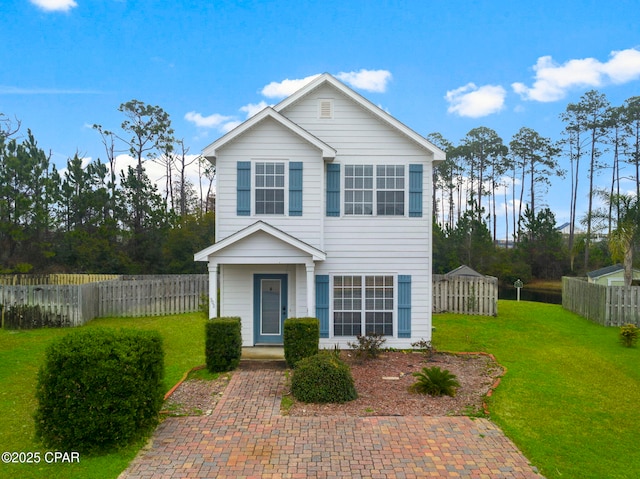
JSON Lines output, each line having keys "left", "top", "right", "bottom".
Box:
{"left": 210, "top": 79, "right": 437, "bottom": 349}
{"left": 280, "top": 84, "right": 428, "bottom": 157}
{"left": 215, "top": 117, "right": 324, "bottom": 250}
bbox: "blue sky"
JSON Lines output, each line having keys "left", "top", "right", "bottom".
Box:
{"left": 2, "top": 0, "right": 640, "bottom": 233}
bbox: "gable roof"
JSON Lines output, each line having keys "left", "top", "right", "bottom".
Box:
{"left": 194, "top": 220, "right": 326, "bottom": 262}
{"left": 445, "top": 265, "right": 484, "bottom": 278}
{"left": 275, "top": 73, "right": 446, "bottom": 162}
{"left": 202, "top": 107, "right": 336, "bottom": 163}
{"left": 586, "top": 264, "right": 640, "bottom": 279}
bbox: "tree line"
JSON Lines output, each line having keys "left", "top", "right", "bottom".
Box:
{"left": 0, "top": 103, "right": 215, "bottom": 275}
{"left": 1, "top": 90, "right": 638, "bottom": 283}
{"left": 431, "top": 90, "right": 639, "bottom": 284}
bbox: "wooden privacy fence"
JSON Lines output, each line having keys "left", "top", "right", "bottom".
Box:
{"left": 96, "top": 275, "right": 208, "bottom": 318}
{"left": 0, "top": 274, "right": 119, "bottom": 285}
{"left": 563, "top": 276, "right": 640, "bottom": 326}
{"left": 0, "top": 275, "right": 208, "bottom": 329}
{"left": 2, "top": 273, "right": 499, "bottom": 329}
{"left": 0, "top": 283, "right": 98, "bottom": 328}
{"left": 432, "top": 274, "right": 498, "bottom": 316}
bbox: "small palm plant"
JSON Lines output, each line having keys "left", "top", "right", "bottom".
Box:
{"left": 410, "top": 366, "right": 460, "bottom": 397}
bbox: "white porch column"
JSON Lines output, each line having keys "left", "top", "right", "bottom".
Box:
{"left": 208, "top": 260, "right": 218, "bottom": 319}
{"left": 306, "top": 262, "right": 315, "bottom": 317}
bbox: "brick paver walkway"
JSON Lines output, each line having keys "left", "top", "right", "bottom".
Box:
{"left": 119, "top": 362, "right": 544, "bottom": 478}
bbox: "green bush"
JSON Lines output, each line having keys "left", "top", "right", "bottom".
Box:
{"left": 620, "top": 323, "right": 639, "bottom": 348}
{"left": 410, "top": 366, "right": 460, "bottom": 397}
{"left": 291, "top": 353, "right": 357, "bottom": 403}
{"left": 34, "top": 328, "right": 164, "bottom": 453}
{"left": 205, "top": 317, "right": 242, "bottom": 372}
{"left": 283, "top": 317, "right": 319, "bottom": 368}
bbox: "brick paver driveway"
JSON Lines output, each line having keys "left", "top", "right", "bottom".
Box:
{"left": 119, "top": 362, "right": 544, "bottom": 478}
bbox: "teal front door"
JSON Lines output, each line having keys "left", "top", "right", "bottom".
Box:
{"left": 254, "top": 274, "right": 288, "bottom": 344}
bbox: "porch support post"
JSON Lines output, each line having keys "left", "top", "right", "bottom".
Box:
{"left": 305, "top": 261, "right": 315, "bottom": 317}
{"left": 208, "top": 260, "right": 218, "bottom": 319}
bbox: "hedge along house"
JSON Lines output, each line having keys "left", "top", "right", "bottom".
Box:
{"left": 194, "top": 73, "right": 445, "bottom": 348}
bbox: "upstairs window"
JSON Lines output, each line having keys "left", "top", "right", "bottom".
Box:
{"left": 344, "top": 164, "right": 405, "bottom": 216}
{"left": 344, "top": 165, "right": 373, "bottom": 215}
{"left": 376, "top": 165, "right": 405, "bottom": 215}
{"left": 255, "top": 162, "right": 285, "bottom": 215}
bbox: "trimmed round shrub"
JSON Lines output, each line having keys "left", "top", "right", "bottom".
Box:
{"left": 284, "top": 317, "right": 320, "bottom": 368}
{"left": 291, "top": 353, "right": 357, "bottom": 403}
{"left": 34, "top": 328, "right": 164, "bottom": 453}
{"left": 205, "top": 317, "right": 242, "bottom": 372}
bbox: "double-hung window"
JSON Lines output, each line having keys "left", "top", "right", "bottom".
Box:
{"left": 333, "top": 275, "right": 394, "bottom": 336}
{"left": 344, "top": 165, "right": 373, "bottom": 215}
{"left": 344, "top": 164, "right": 405, "bottom": 216}
{"left": 376, "top": 165, "right": 405, "bottom": 215}
{"left": 255, "top": 162, "right": 285, "bottom": 215}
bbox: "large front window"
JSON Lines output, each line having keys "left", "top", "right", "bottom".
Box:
{"left": 333, "top": 275, "right": 394, "bottom": 336}
{"left": 344, "top": 165, "right": 405, "bottom": 216}
{"left": 255, "top": 162, "right": 285, "bottom": 215}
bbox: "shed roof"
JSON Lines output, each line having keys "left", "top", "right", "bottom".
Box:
{"left": 445, "top": 265, "right": 484, "bottom": 278}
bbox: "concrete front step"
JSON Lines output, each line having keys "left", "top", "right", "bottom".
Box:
{"left": 241, "top": 346, "right": 284, "bottom": 360}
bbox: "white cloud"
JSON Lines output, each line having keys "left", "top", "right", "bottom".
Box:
{"left": 239, "top": 101, "right": 269, "bottom": 118}
{"left": 445, "top": 83, "right": 506, "bottom": 118}
{"left": 335, "top": 69, "right": 392, "bottom": 93}
{"left": 30, "top": 0, "right": 77, "bottom": 12}
{"left": 186, "top": 68, "right": 393, "bottom": 133}
{"left": 602, "top": 48, "right": 640, "bottom": 83}
{"left": 512, "top": 48, "right": 640, "bottom": 102}
{"left": 220, "top": 120, "right": 242, "bottom": 133}
{"left": 260, "top": 69, "right": 393, "bottom": 99}
{"left": 184, "top": 111, "right": 233, "bottom": 128}
{"left": 260, "top": 74, "right": 321, "bottom": 98}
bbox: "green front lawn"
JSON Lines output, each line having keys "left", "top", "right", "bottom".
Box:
{"left": 435, "top": 301, "right": 640, "bottom": 479}
{"left": 0, "top": 313, "right": 207, "bottom": 479}
{"left": 1, "top": 303, "right": 639, "bottom": 478}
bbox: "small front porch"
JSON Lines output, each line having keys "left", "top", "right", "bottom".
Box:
{"left": 194, "top": 221, "right": 326, "bottom": 347}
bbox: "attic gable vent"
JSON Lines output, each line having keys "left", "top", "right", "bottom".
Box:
{"left": 318, "top": 99, "right": 334, "bottom": 119}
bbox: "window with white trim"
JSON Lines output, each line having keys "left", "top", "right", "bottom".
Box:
{"left": 255, "top": 162, "right": 285, "bottom": 215}
{"left": 333, "top": 275, "right": 394, "bottom": 336}
{"left": 344, "top": 164, "right": 405, "bottom": 216}
{"left": 376, "top": 165, "right": 405, "bottom": 215}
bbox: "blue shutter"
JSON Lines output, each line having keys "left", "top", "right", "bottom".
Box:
{"left": 398, "top": 275, "right": 411, "bottom": 338}
{"left": 409, "top": 164, "right": 423, "bottom": 217}
{"left": 316, "top": 275, "right": 329, "bottom": 338}
{"left": 289, "top": 162, "right": 303, "bottom": 216}
{"left": 237, "top": 161, "right": 251, "bottom": 216}
{"left": 326, "top": 163, "right": 340, "bottom": 217}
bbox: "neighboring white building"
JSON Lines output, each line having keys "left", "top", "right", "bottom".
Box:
{"left": 195, "top": 73, "right": 445, "bottom": 349}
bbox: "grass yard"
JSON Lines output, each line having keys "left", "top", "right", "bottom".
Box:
{"left": 2, "top": 303, "right": 639, "bottom": 478}
{"left": 434, "top": 300, "right": 640, "bottom": 479}
{"left": 0, "top": 313, "right": 207, "bottom": 479}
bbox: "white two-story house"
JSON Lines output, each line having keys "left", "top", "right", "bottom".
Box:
{"left": 195, "top": 73, "right": 445, "bottom": 349}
